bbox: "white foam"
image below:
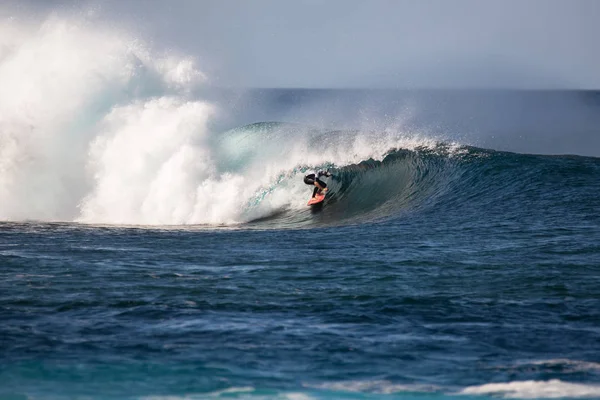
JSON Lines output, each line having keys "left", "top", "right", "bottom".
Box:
{"left": 459, "top": 379, "right": 600, "bottom": 399}
{"left": 78, "top": 97, "right": 217, "bottom": 225}
{"left": 0, "top": 13, "right": 205, "bottom": 222}
{"left": 307, "top": 380, "right": 438, "bottom": 394}
{"left": 207, "top": 386, "right": 256, "bottom": 396}
{"left": 0, "top": 13, "right": 217, "bottom": 221}
{"left": 283, "top": 394, "right": 315, "bottom": 400}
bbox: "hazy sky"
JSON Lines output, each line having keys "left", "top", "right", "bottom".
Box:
{"left": 8, "top": 0, "right": 600, "bottom": 88}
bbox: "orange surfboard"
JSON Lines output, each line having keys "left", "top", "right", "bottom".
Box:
{"left": 307, "top": 192, "right": 326, "bottom": 206}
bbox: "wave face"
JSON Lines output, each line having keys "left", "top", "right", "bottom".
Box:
{"left": 1, "top": 15, "right": 599, "bottom": 229}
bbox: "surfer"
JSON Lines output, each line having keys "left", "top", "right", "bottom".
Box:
{"left": 304, "top": 170, "right": 332, "bottom": 198}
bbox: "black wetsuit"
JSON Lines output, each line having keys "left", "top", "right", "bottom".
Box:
{"left": 304, "top": 170, "right": 331, "bottom": 197}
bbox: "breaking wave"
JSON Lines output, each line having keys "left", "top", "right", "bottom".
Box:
{"left": 1, "top": 13, "right": 599, "bottom": 229}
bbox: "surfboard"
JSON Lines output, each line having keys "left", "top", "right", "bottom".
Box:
{"left": 307, "top": 192, "right": 326, "bottom": 206}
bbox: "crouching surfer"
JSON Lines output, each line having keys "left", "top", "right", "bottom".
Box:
{"left": 304, "top": 170, "right": 332, "bottom": 198}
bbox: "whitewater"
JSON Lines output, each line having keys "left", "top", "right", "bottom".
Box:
{"left": 2, "top": 12, "right": 600, "bottom": 400}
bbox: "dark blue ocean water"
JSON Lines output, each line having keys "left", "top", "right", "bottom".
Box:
{"left": 2, "top": 133, "right": 600, "bottom": 399}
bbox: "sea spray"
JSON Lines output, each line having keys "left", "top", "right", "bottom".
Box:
{"left": 0, "top": 14, "right": 209, "bottom": 222}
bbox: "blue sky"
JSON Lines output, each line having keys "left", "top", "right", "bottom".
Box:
{"left": 7, "top": 0, "right": 600, "bottom": 88}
